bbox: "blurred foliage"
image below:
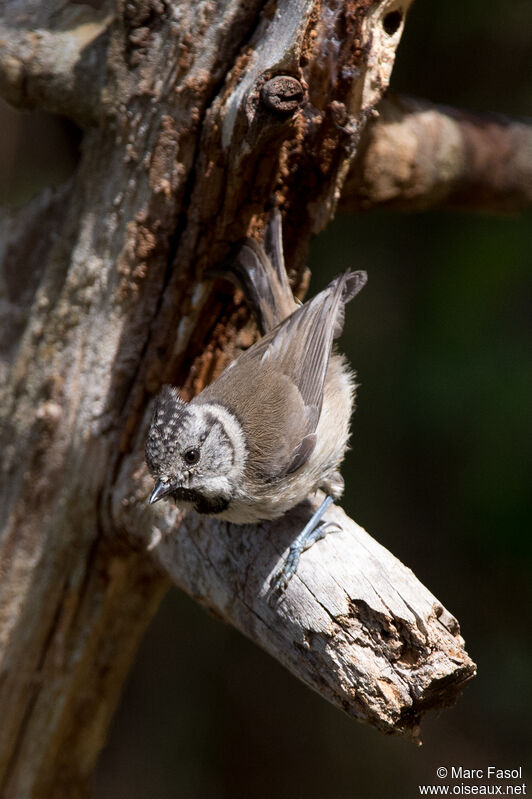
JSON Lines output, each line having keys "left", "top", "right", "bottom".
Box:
{"left": 0, "top": 0, "right": 530, "bottom": 797}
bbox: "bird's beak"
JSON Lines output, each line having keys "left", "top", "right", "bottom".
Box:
{"left": 149, "top": 479, "right": 173, "bottom": 504}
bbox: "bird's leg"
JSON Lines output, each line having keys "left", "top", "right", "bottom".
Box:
{"left": 269, "top": 495, "right": 341, "bottom": 593}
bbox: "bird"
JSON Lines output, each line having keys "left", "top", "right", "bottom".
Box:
{"left": 146, "top": 210, "right": 367, "bottom": 590}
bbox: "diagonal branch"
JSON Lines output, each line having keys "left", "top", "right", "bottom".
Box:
{"left": 114, "top": 440, "right": 476, "bottom": 737}
{"left": 341, "top": 94, "right": 532, "bottom": 214}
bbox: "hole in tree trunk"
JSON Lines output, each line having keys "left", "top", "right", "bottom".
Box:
{"left": 382, "top": 10, "right": 402, "bottom": 36}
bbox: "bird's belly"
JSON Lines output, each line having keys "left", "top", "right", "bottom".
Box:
{"left": 214, "top": 475, "right": 321, "bottom": 524}
{"left": 214, "top": 497, "right": 293, "bottom": 524}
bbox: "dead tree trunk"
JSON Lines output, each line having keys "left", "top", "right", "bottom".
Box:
{"left": 6, "top": 0, "right": 527, "bottom": 795}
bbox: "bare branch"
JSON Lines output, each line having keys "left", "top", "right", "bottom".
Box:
{"left": 114, "top": 443, "right": 476, "bottom": 737}
{"left": 341, "top": 94, "right": 532, "bottom": 214}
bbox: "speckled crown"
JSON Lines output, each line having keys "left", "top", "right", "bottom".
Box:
{"left": 145, "top": 386, "right": 187, "bottom": 475}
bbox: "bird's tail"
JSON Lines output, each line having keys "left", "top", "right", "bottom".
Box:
{"left": 214, "top": 210, "right": 298, "bottom": 334}
{"left": 210, "top": 211, "right": 366, "bottom": 337}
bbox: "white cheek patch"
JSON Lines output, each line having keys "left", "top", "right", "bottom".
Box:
{"left": 201, "top": 473, "right": 234, "bottom": 496}
{"left": 193, "top": 403, "right": 247, "bottom": 484}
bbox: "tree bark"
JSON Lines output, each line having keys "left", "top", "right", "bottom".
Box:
{"left": 0, "top": 1, "right": 484, "bottom": 796}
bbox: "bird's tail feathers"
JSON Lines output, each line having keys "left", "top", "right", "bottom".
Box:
{"left": 208, "top": 210, "right": 297, "bottom": 334}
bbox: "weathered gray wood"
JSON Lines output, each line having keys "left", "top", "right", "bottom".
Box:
{"left": 115, "top": 442, "right": 475, "bottom": 736}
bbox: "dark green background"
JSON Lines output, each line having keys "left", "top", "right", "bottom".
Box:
{"left": 2, "top": 1, "right": 531, "bottom": 796}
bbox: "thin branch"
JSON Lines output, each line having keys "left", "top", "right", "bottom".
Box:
{"left": 341, "top": 94, "right": 532, "bottom": 214}
{"left": 114, "top": 440, "right": 476, "bottom": 737}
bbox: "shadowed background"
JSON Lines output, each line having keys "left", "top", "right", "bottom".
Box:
{"left": 1, "top": 1, "right": 530, "bottom": 796}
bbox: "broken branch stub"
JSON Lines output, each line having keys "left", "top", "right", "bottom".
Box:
{"left": 115, "top": 440, "right": 476, "bottom": 737}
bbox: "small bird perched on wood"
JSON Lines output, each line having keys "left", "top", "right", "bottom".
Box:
{"left": 146, "top": 211, "right": 367, "bottom": 590}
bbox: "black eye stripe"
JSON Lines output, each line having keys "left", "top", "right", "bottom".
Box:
{"left": 203, "top": 414, "right": 235, "bottom": 466}
{"left": 204, "top": 411, "right": 219, "bottom": 429}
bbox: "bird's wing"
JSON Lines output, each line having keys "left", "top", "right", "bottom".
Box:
{"left": 237, "top": 269, "right": 366, "bottom": 419}
{"left": 207, "top": 270, "right": 366, "bottom": 478}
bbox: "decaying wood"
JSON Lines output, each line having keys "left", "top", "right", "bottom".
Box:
{"left": 342, "top": 94, "right": 532, "bottom": 213}
{"left": 115, "top": 448, "right": 475, "bottom": 736}
{"left": 0, "top": 1, "right": 488, "bottom": 796}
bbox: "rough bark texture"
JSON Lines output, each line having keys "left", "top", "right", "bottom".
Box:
{"left": 0, "top": 1, "right": 494, "bottom": 796}
{"left": 342, "top": 94, "right": 532, "bottom": 213}
{"left": 116, "top": 467, "right": 474, "bottom": 737}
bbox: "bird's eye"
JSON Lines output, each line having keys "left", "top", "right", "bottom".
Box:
{"left": 183, "top": 448, "right": 200, "bottom": 465}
